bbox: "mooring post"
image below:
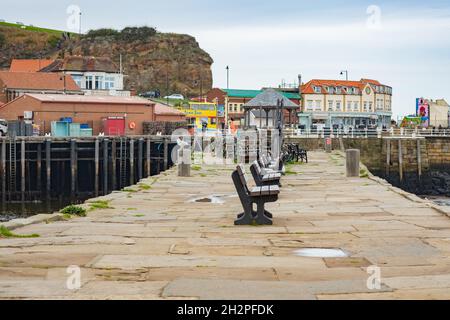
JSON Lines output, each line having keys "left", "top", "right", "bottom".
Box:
{"left": 417, "top": 139, "right": 422, "bottom": 180}
{"left": 1, "top": 139, "right": 6, "bottom": 204}
{"left": 21, "top": 139, "right": 25, "bottom": 203}
{"left": 398, "top": 139, "right": 403, "bottom": 183}
{"left": 111, "top": 139, "right": 117, "bottom": 191}
{"left": 103, "top": 139, "right": 108, "bottom": 195}
{"left": 95, "top": 138, "right": 99, "bottom": 197}
{"left": 129, "top": 139, "right": 135, "bottom": 185}
{"left": 163, "top": 137, "right": 169, "bottom": 171}
{"left": 146, "top": 138, "right": 151, "bottom": 177}
{"left": 138, "top": 138, "right": 143, "bottom": 181}
{"left": 36, "top": 143, "right": 42, "bottom": 194}
{"left": 46, "top": 139, "right": 51, "bottom": 200}
{"left": 346, "top": 149, "right": 360, "bottom": 178}
{"left": 70, "top": 139, "right": 77, "bottom": 200}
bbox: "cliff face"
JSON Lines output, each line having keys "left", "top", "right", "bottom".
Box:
{"left": 0, "top": 26, "right": 214, "bottom": 96}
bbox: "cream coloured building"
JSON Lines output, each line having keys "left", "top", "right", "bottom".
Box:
{"left": 299, "top": 79, "right": 392, "bottom": 129}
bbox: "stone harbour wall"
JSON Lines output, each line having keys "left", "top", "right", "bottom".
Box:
{"left": 287, "top": 136, "right": 450, "bottom": 196}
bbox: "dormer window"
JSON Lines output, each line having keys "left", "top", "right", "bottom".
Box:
{"left": 313, "top": 86, "right": 321, "bottom": 93}
{"left": 336, "top": 87, "right": 342, "bottom": 94}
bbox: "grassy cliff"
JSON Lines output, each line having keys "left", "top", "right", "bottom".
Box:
{"left": 0, "top": 24, "right": 213, "bottom": 96}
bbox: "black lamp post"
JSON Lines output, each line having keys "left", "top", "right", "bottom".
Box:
{"left": 340, "top": 70, "right": 349, "bottom": 81}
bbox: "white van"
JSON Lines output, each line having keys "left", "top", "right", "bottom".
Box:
{"left": 0, "top": 119, "right": 8, "bottom": 136}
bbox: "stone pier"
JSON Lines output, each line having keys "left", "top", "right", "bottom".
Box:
{"left": 1, "top": 151, "right": 450, "bottom": 300}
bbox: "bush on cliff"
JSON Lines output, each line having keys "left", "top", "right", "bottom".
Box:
{"left": 85, "top": 28, "right": 120, "bottom": 38}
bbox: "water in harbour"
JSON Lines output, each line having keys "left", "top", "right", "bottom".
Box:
{"left": 0, "top": 198, "right": 89, "bottom": 222}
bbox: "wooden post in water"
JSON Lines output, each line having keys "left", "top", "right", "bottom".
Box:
{"left": 386, "top": 139, "right": 391, "bottom": 177}
{"left": 111, "top": 139, "right": 117, "bottom": 191}
{"left": 163, "top": 137, "right": 169, "bottom": 171}
{"left": 70, "top": 139, "right": 77, "bottom": 200}
{"left": 398, "top": 139, "right": 403, "bottom": 183}
{"left": 129, "top": 139, "right": 135, "bottom": 185}
{"left": 1, "top": 140, "right": 6, "bottom": 204}
{"left": 146, "top": 138, "right": 151, "bottom": 177}
{"left": 21, "top": 139, "right": 25, "bottom": 202}
{"left": 46, "top": 139, "right": 51, "bottom": 200}
{"left": 36, "top": 143, "right": 42, "bottom": 195}
{"left": 103, "top": 139, "right": 109, "bottom": 195}
{"left": 417, "top": 139, "right": 422, "bottom": 181}
{"left": 94, "top": 138, "right": 99, "bottom": 197}
{"left": 138, "top": 138, "right": 143, "bottom": 181}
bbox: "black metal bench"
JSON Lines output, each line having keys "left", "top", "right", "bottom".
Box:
{"left": 232, "top": 165, "right": 279, "bottom": 226}
{"left": 250, "top": 161, "right": 281, "bottom": 187}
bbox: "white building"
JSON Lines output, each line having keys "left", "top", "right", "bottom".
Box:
{"left": 41, "top": 56, "right": 130, "bottom": 97}
{"left": 299, "top": 78, "right": 393, "bottom": 129}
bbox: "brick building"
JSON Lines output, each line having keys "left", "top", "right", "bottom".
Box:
{"left": 0, "top": 94, "right": 184, "bottom": 135}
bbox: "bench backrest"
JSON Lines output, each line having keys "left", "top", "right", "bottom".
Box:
{"left": 252, "top": 160, "right": 262, "bottom": 175}
{"left": 236, "top": 165, "right": 250, "bottom": 194}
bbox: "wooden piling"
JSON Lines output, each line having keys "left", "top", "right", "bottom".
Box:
{"left": 111, "top": 139, "right": 117, "bottom": 191}
{"left": 138, "top": 138, "right": 143, "bottom": 181}
{"left": 1, "top": 139, "right": 6, "bottom": 204}
{"left": 46, "top": 139, "right": 51, "bottom": 200}
{"left": 36, "top": 143, "right": 42, "bottom": 194}
{"left": 163, "top": 137, "right": 169, "bottom": 171}
{"left": 103, "top": 139, "right": 108, "bottom": 195}
{"left": 417, "top": 139, "right": 422, "bottom": 180}
{"left": 21, "top": 139, "right": 25, "bottom": 202}
{"left": 386, "top": 139, "right": 391, "bottom": 177}
{"left": 398, "top": 139, "right": 403, "bottom": 183}
{"left": 70, "top": 139, "right": 77, "bottom": 200}
{"left": 129, "top": 139, "right": 134, "bottom": 185}
{"left": 146, "top": 138, "right": 151, "bottom": 177}
{"left": 95, "top": 138, "right": 99, "bottom": 197}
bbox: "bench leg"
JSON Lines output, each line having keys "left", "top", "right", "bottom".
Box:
{"left": 234, "top": 211, "right": 255, "bottom": 225}
{"left": 255, "top": 201, "right": 273, "bottom": 225}
{"left": 238, "top": 210, "right": 272, "bottom": 219}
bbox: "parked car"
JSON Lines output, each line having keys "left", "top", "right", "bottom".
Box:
{"left": 163, "top": 94, "right": 184, "bottom": 100}
{"left": 0, "top": 119, "right": 8, "bottom": 136}
{"left": 139, "top": 90, "right": 160, "bottom": 99}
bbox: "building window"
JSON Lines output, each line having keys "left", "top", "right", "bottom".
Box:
{"left": 328, "top": 101, "right": 333, "bottom": 111}
{"left": 85, "top": 76, "right": 93, "bottom": 90}
{"left": 95, "top": 76, "right": 104, "bottom": 90}
{"left": 315, "top": 100, "right": 322, "bottom": 111}
{"left": 314, "top": 86, "right": 321, "bottom": 93}
{"left": 105, "top": 76, "right": 115, "bottom": 90}
{"left": 354, "top": 102, "right": 359, "bottom": 111}
{"left": 347, "top": 101, "right": 352, "bottom": 111}
{"left": 369, "top": 102, "right": 373, "bottom": 111}
{"left": 307, "top": 100, "right": 314, "bottom": 111}
{"left": 71, "top": 74, "right": 83, "bottom": 88}
{"left": 336, "top": 101, "right": 341, "bottom": 111}
{"left": 363, "top": 102, "right": 368, "bottom": 112}
{"left": 336, "top": 87, "right": 342, "bottom": 94}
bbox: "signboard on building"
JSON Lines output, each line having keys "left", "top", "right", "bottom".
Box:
{"left": 416, "top": 98, "right": 430, "bottom": 128}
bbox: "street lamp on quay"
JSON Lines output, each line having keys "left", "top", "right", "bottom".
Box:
{"left": 340, "top": 70, "right": 349, "bottom": 81}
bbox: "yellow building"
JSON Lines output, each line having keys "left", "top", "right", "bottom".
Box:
{"left": 178, "top": 102, "right": 218, "bottom": 131}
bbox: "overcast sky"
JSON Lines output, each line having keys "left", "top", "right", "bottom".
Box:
{"left": 2, "top": 0, "right": 450, "bottom": 119}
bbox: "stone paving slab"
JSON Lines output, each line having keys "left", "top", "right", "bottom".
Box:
{"left": 1, "top": 151, "right": 450, "bottom": 299}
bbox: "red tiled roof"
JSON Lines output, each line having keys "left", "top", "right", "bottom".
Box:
{"left": 0, "top": 72, "right": 81, "bottom": 91}
{"left": 154, "top": 103, "right": 185, "bottom": 116}
{"left": 22, "top": 93, "right": 153, "bottom": 105}
{"left": 9, "top": 59, "right": 55, "bottom": 73}
{"left": 301, "top": 79, "right": 386, "bottom": 94}
{"left": 41, "top": 56, "right": 118, "bottom": 73}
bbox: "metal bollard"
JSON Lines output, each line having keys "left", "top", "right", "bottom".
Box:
{"left": 346, "top": 149, "right": 360, "bottom": 178}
